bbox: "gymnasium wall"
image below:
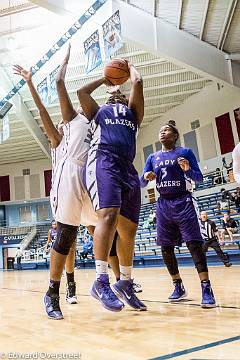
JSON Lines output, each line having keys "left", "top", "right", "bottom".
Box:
{"left": 136, "top": 83, "right": 240, "bottom": 203}
{"left": 0, "top": 158, "right": 51, "bottom": 203}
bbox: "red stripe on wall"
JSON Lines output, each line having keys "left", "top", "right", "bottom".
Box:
{"left": 44, "top": 170, "right": 52, "bottom": 197}
{"left": 0, "top": 176, "right": 10, "bottom": 201}
{"left": 215, "top": 113, "right": 235, "bottom": 154}
{"left": 234, "top": 108, "right": 240, "bottom": 140}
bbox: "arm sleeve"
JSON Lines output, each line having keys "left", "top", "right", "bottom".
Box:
{"left": 139, "top": 154, "right": 154, "bottom": 188}
{"left": 184, "top": 149, "right": 203, "bottom": 184}
{"left": 233, "top": 143, "right": 240, "bottom": 184}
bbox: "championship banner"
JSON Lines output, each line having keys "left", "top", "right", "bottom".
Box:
{"left": 84, "top": 30, "right": 102, "bottom": 74}
{"left": 49, "top": 66, "right": 60, "bottom": 103}
{"left": 102, "top": 10, "right": 123, "bottom": 59}
{"left": 2, "top": 114, "right": 10, "bottom": 141}
{"left": 37, "top": 77, "right": 49, "bottom": 107}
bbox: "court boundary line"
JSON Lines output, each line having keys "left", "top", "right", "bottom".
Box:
{"left": 0, "top": 287, "right": 240, "bottom": 310}
{"left": 150, "top": 335, "right": 240, "bottom": 360}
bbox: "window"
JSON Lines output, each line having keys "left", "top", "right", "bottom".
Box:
{"left": 143, "top": 144, "right": 153, "bottom": 162}
{"left": 37, "top": 204, "right": 49, "bottom": 221}
{"left": 155, "top": 141, "right": 161, "bottom": 151}
{"left": 19, "top": 206, "right": 32, "bottom": 223}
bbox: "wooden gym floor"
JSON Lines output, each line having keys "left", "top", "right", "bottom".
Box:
{"left": 0, "top": 266, "right": 239, "bottom": 360}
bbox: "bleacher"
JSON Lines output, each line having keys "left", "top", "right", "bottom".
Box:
{"left": 16, "top": 185, "right": 240, "bottom": 270}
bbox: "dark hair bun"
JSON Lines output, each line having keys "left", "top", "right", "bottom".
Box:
{"left": 168, "top": 120, "right": 176, "bottom": 127}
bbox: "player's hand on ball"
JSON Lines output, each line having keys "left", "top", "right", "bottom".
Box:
{"left": 144, "top": 171, "right": 157, "bottom": 181}
{"left": 103, "top": 77, "right": 114, "bottom": 87}
{"left": 177, "top": 157, "right": 190, "bottom": 171}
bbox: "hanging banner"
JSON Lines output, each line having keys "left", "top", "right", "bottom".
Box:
{"left": 37, "top": 77, "right": 49, "bottom": 107}
{"left": 84, "top": 30, "right": 102, "bottom": 74}
{"left": 2, "top": 114, "right": 10, "bottom": 141}
{"left": 102, "top": 10, "right": 123, "bottom": 59}
{"left": 49, "top": 66, "right": 60, "bottom": 103}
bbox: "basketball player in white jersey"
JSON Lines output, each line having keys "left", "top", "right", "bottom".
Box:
{"left": 13, "top": 44, "right": 97, "bottom": 320}
{"left": 233, "top": 143, "right": 240, "bottom": 184}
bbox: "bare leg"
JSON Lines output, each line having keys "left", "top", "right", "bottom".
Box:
{"left": 226, "top": 228, "right": 233, "bottom": 241}
{"left": 94, "top": 208, "right": 119, "bottom": 261}
{"left": 108, "top": 255, "right": 120, "bottom": 279}
{"left": 65, "top": 242, "right": 76, "bottom": 274}
{"left": 116, "top": 215, "right": 137, "bottom": 266}
{"left": 49, "top": 249, "right": 67, "bottom": 281}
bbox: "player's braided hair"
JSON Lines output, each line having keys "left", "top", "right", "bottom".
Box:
{"left": 165, "top": 120, "right": 179, "bottom": 142}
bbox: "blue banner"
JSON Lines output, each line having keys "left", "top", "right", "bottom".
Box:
{"left": 0, "top": 234, "right": 25, "bottom": 245}
{"left": 37, "top": 78, "right": 49, "bottom": 107}
{"left": 49, "top": 66, "right": 60, "bottom": 103}
{"left": 2, "top": 114, "right": 10, "bottom": 141}
{"left": 84, "top": 30, "right": 102, "bottom": 74}
{"left": 102, "top": 10, "right": 123, "bottom": 59}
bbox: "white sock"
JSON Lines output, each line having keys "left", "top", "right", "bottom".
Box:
{"left": 120, "top": 265, "right": 132, "bottom": 280}
{"left": 95, "top": 260, "right": 108, "bottom": 279}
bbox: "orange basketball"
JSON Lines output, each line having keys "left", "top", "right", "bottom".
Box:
{"left": 104, "top": 58, "right": 130, "bottom": 85}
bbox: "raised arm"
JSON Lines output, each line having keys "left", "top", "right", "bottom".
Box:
{"left": 56, "top": 44, "right": 77, "bottom": 123}
{"left": 127, "top": 62, "right": 144, "bottom": 125}
{"left": 77, "top": 78, "right": 105, "bottom": 120}
{"left": 13, "top": 65, "right": 61, "bottom": 148}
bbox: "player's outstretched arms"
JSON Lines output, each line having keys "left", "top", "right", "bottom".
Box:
{"left": 13, "top": 65, "right": 62, "bottom": 148}
{"left": 56, "top": 44, "right": 77, "bottom": 123}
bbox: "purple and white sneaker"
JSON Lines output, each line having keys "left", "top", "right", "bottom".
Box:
{"left": 91, "top": 274, "right": 124, "bottom": 312}
{"left": 168, "top": 281, "right": 187, "bottom": 302}
{"left": 44, "top": 293, "right": 64, "bottom": 320}
{"left": 201, "top": 281, "right": 216, "bottom": 308}
{"left": 113, "top": 279, "right": 147, "bottom": 311}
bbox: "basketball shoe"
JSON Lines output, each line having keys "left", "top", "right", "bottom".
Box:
{"left": 91, "top": 274, "right": 124, "bottom": 312}
{"left": 168, "top": 280, "right": 187, "bottom": 302}
{"left": 201, "top": 280, "right": 216, "bottom": 308}
{"left": 113, "top": 279, "right": 147, "bottom": 311}
{"left": 44, "top": 293, "right": 64, "bottom": 320}
{"left": 66, "top": 282, "right": 77, "bottom": 304}
{"left": 133, "top": 282, "right": 143, "bottom": 293}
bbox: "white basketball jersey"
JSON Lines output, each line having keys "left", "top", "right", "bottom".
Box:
{"left": 62, "top": 113, "right": 92, "bottom": 162}
{"left": 51, "top": 139, "right": 65, "bottom": 185}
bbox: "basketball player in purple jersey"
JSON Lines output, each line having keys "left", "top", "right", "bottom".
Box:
{"left": 45, "top": 220, "right": 58, "bottom": 252}
{"left": 140, "top": 121, "right": 216, "bottom": 308}
{"left": 13, "top": 45, "right": 97, "bottom": 319}
{"left": 77, "top": 61, "right": 146, "bottom": 311}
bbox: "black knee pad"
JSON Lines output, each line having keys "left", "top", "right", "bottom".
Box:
{"left": 53, "top": 222, "right": 78, "bottom": 256}
{"left": 161, "top": 246, "right": 179, "bottom": 276}
{"left": 186, "top": 241, "right": 208, "bottom": 273}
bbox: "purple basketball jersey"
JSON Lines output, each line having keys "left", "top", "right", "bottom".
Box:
{"left": 140, "top": 147, "right": 203, "bottom": 198}
{"left": 91, "top": 103, "right": 138, "bottom": 162}
{"left": 50, "top": 228, "right": 57, "bottom": 243}
{"left": 140, "top": 146, "right": 203, "bottom": 245}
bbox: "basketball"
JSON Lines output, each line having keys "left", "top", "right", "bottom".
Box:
{"left": 104, "top": 58, "right": 130, "bottom": 85}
